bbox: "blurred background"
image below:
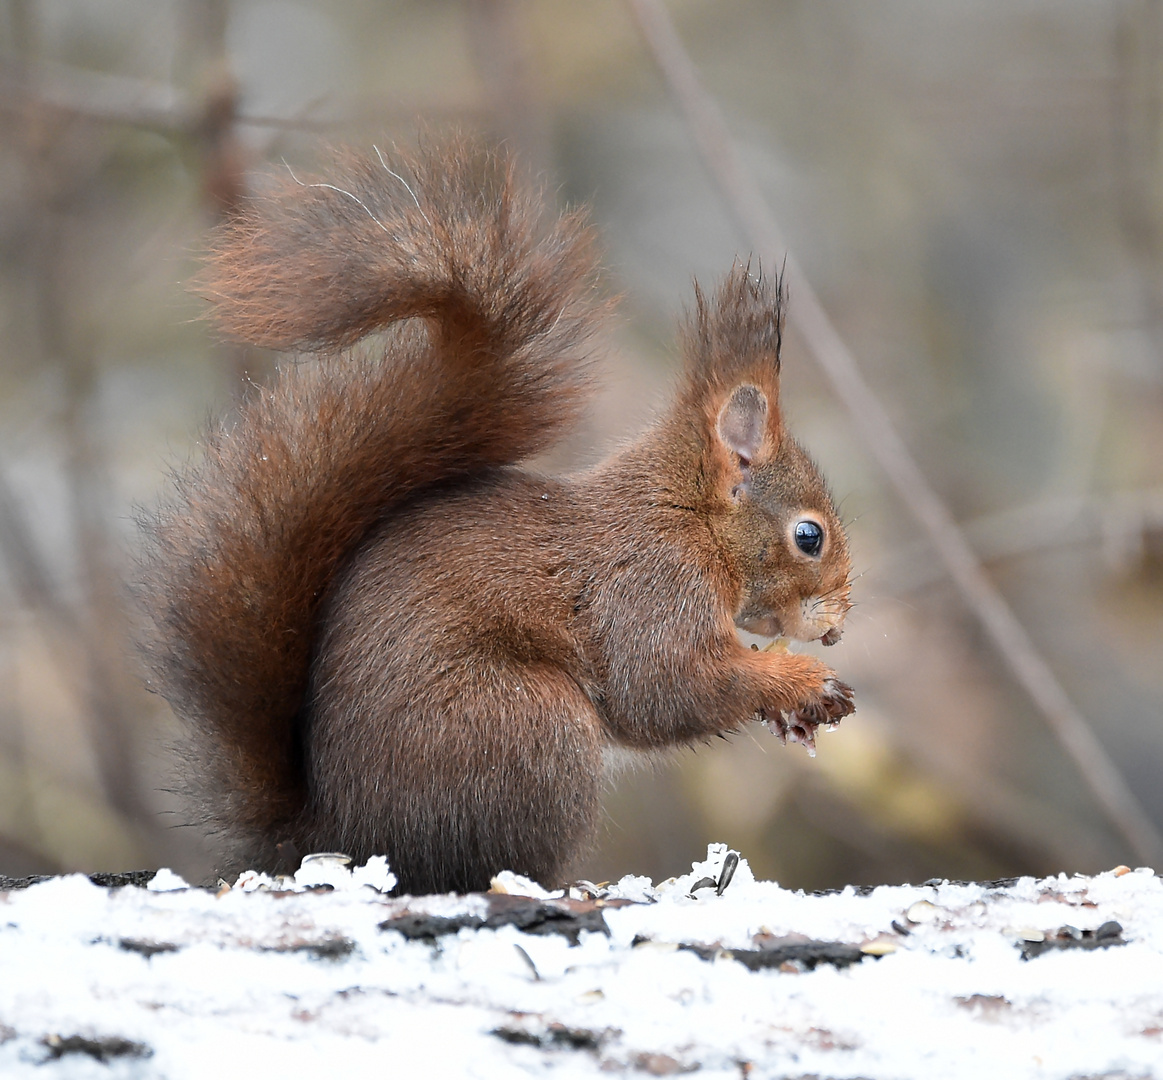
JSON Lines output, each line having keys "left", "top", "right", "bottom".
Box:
{"left": 0, "top": 0, "right": 1161, "bottom": 890}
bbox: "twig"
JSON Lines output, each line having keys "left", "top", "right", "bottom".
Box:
{"left": 0, "top": 60, "right": 189, "bottom": 130}
{"left": 0, "top": 60, "right": 477, "bottom": 135}
{"left": 626, "top": 0, "right": 1163, "bottom": 868}
{"left": 884, "top": 487, "right": 1163, "bottom": 591}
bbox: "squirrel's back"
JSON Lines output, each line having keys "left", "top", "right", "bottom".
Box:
{"left": 138, "top": 142, "right": 607, "bottom": 871}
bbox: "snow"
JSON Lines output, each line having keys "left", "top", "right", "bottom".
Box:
{"left": 2, "top": 844, "right": 1162, "bottom": 1078}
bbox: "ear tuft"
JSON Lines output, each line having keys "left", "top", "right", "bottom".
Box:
{"left": 717, "top": 384, "right": 768, "bottom": 465}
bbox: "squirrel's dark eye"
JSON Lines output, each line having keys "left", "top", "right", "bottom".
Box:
{"left": 794, "top": 519, "right": 824, "bottom": 557}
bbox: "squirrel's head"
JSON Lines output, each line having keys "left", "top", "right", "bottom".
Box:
{"left": 682, "top": 265, "right": 853, "bottom": 645}
{"left": 713, "top": 387, "right": 851, "bottom": 643}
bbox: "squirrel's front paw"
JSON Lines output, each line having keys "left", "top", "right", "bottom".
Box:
{"left": 799, "top": 676, "right": 855, "bottom": 726}
{"left": 760, "top": 677, "right": 854, "bottom": 756}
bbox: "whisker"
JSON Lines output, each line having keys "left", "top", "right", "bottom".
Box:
{"left": 282, "top": 160, "right": 391, "bottom": 235}
{"left": 372, "top": 145, "right": 434, "bottom": 229}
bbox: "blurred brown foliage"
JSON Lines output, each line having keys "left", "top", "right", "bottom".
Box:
{"left": 0, "top": 0, "right": 1160, "bottom": 889}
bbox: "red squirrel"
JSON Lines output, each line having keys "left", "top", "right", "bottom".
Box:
{"left": 139, "top": 140, "right": 855, "bottom": 895}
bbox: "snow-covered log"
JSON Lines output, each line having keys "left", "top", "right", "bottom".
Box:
{"left": 1, "top": 845, "right": 1160, "bottom": 1078}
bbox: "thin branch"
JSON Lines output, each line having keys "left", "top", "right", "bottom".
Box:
{"left": 884, "top": 486, "right": 1163, "bottom": 591}
{"left": 626, "top": 0, "right": 1163, "bottom": 869}
{"left": 0, "top": 60, "right": 188, "bottom": 130}
{"left": 0, "top": 60, "right": 477, "bottom": 135}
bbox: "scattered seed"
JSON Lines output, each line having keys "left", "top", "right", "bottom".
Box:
{"left": 905, "top": 900, "right": 939, "bottom": 924}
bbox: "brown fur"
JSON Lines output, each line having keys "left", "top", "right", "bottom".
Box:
{"left": 139, "top": 140, "right": 854, "bottom": 894}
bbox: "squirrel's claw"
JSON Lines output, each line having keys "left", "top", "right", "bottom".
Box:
{"left": 760, "top": 677, "right": 854, "bottom": 757}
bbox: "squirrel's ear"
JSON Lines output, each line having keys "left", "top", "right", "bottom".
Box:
{"left": 717, "top": 384, "right": 769, "bottom": 473}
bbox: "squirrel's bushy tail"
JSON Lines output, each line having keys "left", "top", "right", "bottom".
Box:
{"left": 139, "top": 141, "right": 605, "bottom": 866}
